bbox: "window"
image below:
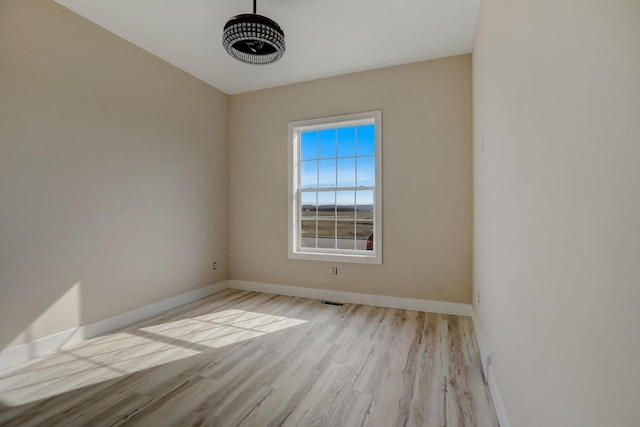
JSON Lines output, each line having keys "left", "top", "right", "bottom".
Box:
{"left": 288, "top": 111, "right": 382, "bottom": 264}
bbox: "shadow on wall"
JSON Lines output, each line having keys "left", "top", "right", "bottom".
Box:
{"left": 0, "top": 279, "right": 83, "bottom": 353}
{"left": 0, "top": 0, "right": 229, "bottom": 354}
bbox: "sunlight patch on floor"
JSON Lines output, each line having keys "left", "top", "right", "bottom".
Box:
{"left": 0, "top": 310, "right": 306, "bottom": 406}
{"left": 139, "top": 310, "right": 308, "bottom": 347}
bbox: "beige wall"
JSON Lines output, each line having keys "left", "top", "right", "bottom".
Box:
{"left": 473, "top": 0, "right": 640, "bottom": 426}
{"left": 0, "top": 0, "right": 230, "bottom": 349}
{"left": 230, "top": 55, "right": 473, "bottom": 303}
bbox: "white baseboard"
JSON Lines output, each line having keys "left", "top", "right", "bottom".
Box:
{"left": 228, "top": 280, "right": 473, "bottom": 317}
{"left": 471, "top": 311, "right": 491, "bottom": 380}
{"left": 471, "top": 309, "right": 511, "bottom": 427}
{"left": 487, "top": 365, "right": 510, "bottom": 427}
{"left": 1, "top": 279, "right": 473, "bottom": 372}
{"left": 0, "top": 281, "right": 231, "bottom": 371}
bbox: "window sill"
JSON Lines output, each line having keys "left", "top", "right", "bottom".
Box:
{"left": 288, "top": 250, "right": 382, "bottom": 265}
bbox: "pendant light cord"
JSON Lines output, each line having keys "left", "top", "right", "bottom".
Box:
{"left": 253, "top": 0, "right": 257, "bottom": 14}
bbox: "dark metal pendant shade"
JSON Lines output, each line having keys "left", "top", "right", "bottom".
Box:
{"left": 222, "top": 0, "right": 285, "bottom": 65}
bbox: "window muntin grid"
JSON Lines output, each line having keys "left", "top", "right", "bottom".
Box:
{"left": 289, "top": 112, "right": 381, "bottom": 263}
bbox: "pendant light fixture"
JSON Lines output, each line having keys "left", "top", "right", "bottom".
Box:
{"left": 222, "top": 0, "right": 285, "bottom": 65}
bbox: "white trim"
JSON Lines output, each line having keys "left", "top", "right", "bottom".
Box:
{"left": 228, "top": 280, "right": 472, "bottom": 317}
{"left": 487, "top": 365, "right": 511, "bottom": 427}
{"left": 288, "top": 115, "right": 376, "bottom": 132}
{"left": 0, "top": 281, "right": 231, "bottom": 371}
{"left": 471, "top": 309, "right": 511, "bottom": 427}
{"left": 0, "top": 328, "right": 80, "bottom": 373}
{"left": 287, "top": 251, "right": 382, "bottom": 264}
{"left": 288, "top": 110, "right": 383, "bottom": 265}
{"left": 471, "top": 311, "right": 491, "bottom": 381}
{"left": 1, "top": 278, "right": 474, "bottom": 366}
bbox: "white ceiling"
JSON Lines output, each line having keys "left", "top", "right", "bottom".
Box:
{"left": 55, "top": 0, "right": 480, "bottom": 95}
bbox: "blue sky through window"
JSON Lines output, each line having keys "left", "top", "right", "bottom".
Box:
{"left": 300, "top": 124, "right": 375, "bottom": 205}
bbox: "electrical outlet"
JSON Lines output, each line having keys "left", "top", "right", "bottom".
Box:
{"left": 477, "top": 291, "right": 480, "bottom": 304}
{"left": 213, "top": 261, "right": 218, "bottom": 270}
{"left": 331, "top": 267, "right": 338, "bottom": 275}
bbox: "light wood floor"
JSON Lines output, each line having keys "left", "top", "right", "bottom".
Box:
{"left": 0, "top": 290, "right": 498, "bottom": 426}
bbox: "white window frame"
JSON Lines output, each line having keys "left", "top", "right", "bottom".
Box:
{"left": 288, "top": 111, "right": 382, "bottom": 264}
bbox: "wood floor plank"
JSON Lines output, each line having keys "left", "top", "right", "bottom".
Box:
{"left": 0, "top": 290, "right": 498, "bottom": 426}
